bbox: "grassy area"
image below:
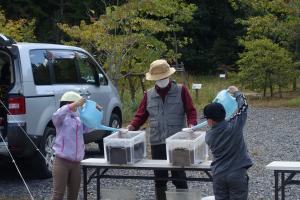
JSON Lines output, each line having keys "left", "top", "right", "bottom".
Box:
{"left": 249, "top": 92, "right": 300, "bottom": 107}
{"left": 120, "top": 74, "right": 300, "bottom": 125}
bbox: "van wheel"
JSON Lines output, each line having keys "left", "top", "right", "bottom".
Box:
{"left": 32, "top": 127, "right": 56, "bottom": 178}
{"left": 109, "top": 113, "right": 122, "bottom": 129}
{"left": 98, "top": 113, "right": 122, "bottom": 154}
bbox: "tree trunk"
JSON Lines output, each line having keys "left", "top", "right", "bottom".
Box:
{"left": 270, "top": 82, "right": 273, "bottom": 97}
{"left": 139, "top": 75, "right": 145, "bottom": 93}
{"left": 293, "top": 78, "right": 297, "bottom": 91}
{"left": 279, "top": 85, "right": 282, "bottom": 98}
{"left": 263, "top": 72, "right": 267, "bottom": 97}
{"left": 128, "top": 76, "right": 136, "bottom": 101}
{"left": 269, "top": 73, "right": 273, "bottom": 97}
{"left": 120, "top": 78, "right": 126, "bottom": 101}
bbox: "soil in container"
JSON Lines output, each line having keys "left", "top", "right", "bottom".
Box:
{"left": 106, "top": 142, "right": 145, "bottom": 164}
{"left": 169, "top": 148, "right": 195, "bottom": 166}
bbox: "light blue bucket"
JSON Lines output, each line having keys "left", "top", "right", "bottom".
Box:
{"left": 79, "top": 100, "right": 119, "bottom": 132}
{"left": 192, "top": 89, "right": 238, "bottom": 129}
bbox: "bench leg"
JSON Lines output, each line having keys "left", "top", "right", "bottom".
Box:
{"left": 275, "top": 171, "right": 279, "bottom": 200}
{"left": 83, "top": 167, "right": 88, "bottom": 200}
{"left": 97, "top": 168, "right": 101, "bottom": 200}
{"left": 281, "top": 172, "right": 285, "bottom": 200}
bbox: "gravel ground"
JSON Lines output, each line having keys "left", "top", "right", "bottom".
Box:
{"left": 0, "top": 107, "right": 300, "bottom": 200}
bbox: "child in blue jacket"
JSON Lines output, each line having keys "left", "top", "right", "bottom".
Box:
{"left": 204, "top": 86, "right": 253, "bottom": 200}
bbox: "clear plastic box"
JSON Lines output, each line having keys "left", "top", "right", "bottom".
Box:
{"left": 104, "top": 130, "right": 146, "bottom": 164}
{"left": 166, "top": 189, "right": 202, "bottom": 200}
{"left": 166, "top": 130, "right": 208, "bottom": 166}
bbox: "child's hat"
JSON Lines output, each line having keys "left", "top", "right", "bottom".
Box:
{"left": 60, "top": 91, "right": 81, "bottom": 102}
{"left": 203, "top": 102, "right": 226, "bottom": 122}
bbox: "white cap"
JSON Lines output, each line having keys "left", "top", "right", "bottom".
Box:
{"left": 60, "top": 91, "right": 81, "bottom": 102}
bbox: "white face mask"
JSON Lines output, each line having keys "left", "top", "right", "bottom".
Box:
{"left": 156, "top": 78, "right": 169, "bottom": 88}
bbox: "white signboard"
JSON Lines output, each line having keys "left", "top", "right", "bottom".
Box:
{"left": 219, "top": 74, "right": 226, "bottom": 78}
{"left": 192, "top": 83, "right": 202, "bottom": 90}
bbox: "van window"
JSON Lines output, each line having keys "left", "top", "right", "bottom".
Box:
{"left": 30, "top": 50, "right": 51, "bottom": 85}
{"left": 0, "top": 51, "right": 13, "bottom": 85}
{"left": 76, "top": 51, "right": 108, "bottom": 85}
{"left": 76, "top": 52, "right": 97, "bottom": 84}
{"left": 51, "top": 50, "right": 79, "bottom": 84}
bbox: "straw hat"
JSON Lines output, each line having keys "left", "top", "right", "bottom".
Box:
{"left": 60, "top": 91, "right": 81, "bottom": 102}
{"left": 145, "top": 59, "right": 176, "bottom": 81}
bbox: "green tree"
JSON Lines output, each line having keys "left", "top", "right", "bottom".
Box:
{"left": 0, "top": 8, "right": 36, "bottom": 42}
{"left": 59, "top": 0, "right": 196, "bottom": 86}
{"left": 0, "top": 0, "right": 105, "bottom": 43}
{"left": 236, "top": 0, "right": 300, "bottom": 91}
{"left": 180, "top": 0, "right": 246, "bottom": 74}
{"left": 237, "top": 39, "right": 294, "bottom": 97}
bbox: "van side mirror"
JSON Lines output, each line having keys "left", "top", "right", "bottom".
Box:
{"left": 98, "top": 73, "right": 105, "bottom": 85}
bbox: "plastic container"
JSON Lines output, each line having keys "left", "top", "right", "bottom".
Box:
{"left": 101, "top": 188, "right": 136, "bottom": 200}
{"left": 166, "top": 189, "right": 202, "bottom": 200}
{"left": 104, "top": 130, "right": 146, "bottom": 164}
{"left": 166, "top": 130, "right": 208, "bottom": 166}
{"left": 201, "top": 196, "right": 215, "bottom": 200}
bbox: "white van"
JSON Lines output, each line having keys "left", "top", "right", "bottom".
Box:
{"left": 0, "top": 34, "right": 122, "bottom": 178}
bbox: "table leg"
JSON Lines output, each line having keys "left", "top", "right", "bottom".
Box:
{"left": 83, "top": 167, "right": 88, "bottom": 200}
{"left": 281, "top": 172, "right": 285, "bottom": 200}
{"left": 275, "top": 171, "right": 279, "bottom": 200}
{"left": 97, "top": 168, "right": 100, "bottom": 200}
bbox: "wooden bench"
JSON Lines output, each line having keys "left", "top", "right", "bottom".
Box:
{"left": 266, "top": 161, "right": 300, "bottom": 200}
{"left": 81, "top": 158, "right": 212, "bottom": 200}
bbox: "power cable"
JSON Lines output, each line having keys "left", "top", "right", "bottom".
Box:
{"left": 0, "top": 133, "right": 35, "bottom": 200}
{"left": 0, "top": 100, "right": 47, "bottom": 161}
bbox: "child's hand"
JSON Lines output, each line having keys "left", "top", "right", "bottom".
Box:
{"left": 96, "top": 104, "right": 103, "bottom": 111}
{"left": 69, "top": 98, "right": 85, "bottom": 111}
{"left": 75, "top": 98, "right": 85, "bottom": 107}
{"left": 227, "top": 86, "right": 238, "bottom": 94}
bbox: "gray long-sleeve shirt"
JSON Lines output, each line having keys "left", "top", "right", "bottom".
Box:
{"left": 205, "top": 91, "right": 253, "bottom": 176}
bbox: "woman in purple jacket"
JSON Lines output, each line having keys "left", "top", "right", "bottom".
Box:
{"left": 51, "top": 91, "right": 99, "bottom": 200}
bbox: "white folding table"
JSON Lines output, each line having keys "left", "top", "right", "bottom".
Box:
{"left": 266, "top": 161, "right": 300, "bottom": 200}
{"left": 81, "top": 158, "right": 212, "bottom": 200}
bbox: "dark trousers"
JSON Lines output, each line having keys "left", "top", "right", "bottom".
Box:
{"left": 213, "top": 168, "right": 249, "bottom": 200}
{"left": 151, "top": 144, "right": 188, "bottom": 189}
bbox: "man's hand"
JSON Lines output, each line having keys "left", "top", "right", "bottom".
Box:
{"left": 127, "top": 124, "right": 135, "bottom": 131}
{"left": 227, "top": 86, "right": 239, "bottom": 94}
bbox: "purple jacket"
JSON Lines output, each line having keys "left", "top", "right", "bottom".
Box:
{"left": 52, "top": 105, "right": 89, "bottom": 162}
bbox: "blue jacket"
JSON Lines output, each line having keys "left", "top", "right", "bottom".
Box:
{"left": 205, "top": 91, "right": 253, "bottom": 176}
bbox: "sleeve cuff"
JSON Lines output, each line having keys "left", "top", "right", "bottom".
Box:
{"left": 233, "top": 91, "right": 242, "bottom": 98}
